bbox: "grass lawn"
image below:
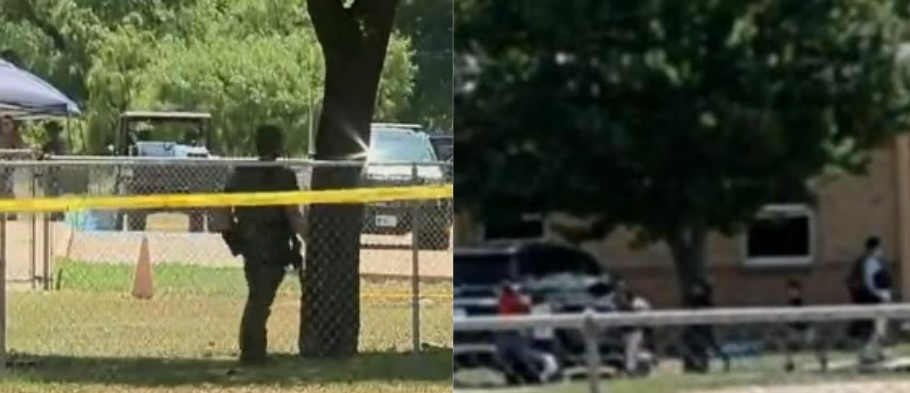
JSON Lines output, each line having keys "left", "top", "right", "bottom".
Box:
{"left": 1, "top": 262, "right": 453, "bottom": 393}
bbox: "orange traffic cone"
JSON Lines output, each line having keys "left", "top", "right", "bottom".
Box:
{"left": 131, "top": 237, "right": 154, "bottom": 300}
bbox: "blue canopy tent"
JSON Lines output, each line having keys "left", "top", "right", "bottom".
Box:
{"left": 0, "top": 58, "right": 80, "bottom": 118}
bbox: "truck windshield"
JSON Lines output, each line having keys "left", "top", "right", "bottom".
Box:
{"left": 517, "top": 244, "right": 602, "bottom": 278}
{"left": 454, "top": 252, "right": 513, "bottom": 287}
{"left": 369, "top": 128, "right": 437, "bottom": 163}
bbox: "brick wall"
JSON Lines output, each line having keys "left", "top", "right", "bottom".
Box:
{"left": 586, "top": 145, "right": 900, "bottom": 307}
{"left": 611, "top": 260, "right": 858, "bottom": 308}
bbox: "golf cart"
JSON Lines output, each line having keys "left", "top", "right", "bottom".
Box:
{"left": 111, "top": 111, "right": 229, "bottom": 232}
{"left": 429, "top": 134, "right": 453, "bottom": 181}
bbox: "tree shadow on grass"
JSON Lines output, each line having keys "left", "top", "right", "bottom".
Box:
{"left": 7, "top": 349, "right": 453, "bottom": 388}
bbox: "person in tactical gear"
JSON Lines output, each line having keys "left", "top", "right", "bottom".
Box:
{"left": 211, "top": 124, "right": 307, "bottom": 365}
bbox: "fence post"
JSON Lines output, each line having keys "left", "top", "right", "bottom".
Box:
{"left": 36, "top": 163, "right": 50, "bottom": 291}
{"left": 583, "top": 311, "right": 603, "bottom": 393}
{"left": 28, "top": 165, "right": 37, "bottom": 290}
{"left": 42, "top": 211, "right": 51, "bottom": 291}
{"left": 410, "top": 163, "right": 421, "bottom": 354}
{"left": 0, "top": 213, "right": 8, "bottom": 373}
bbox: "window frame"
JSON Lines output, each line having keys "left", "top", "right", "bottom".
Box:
{"left": 481, "top": 212, "right": 545, "bottom": 242}
{"left": 740, "top": 203, "right": 816, "bottom": 268}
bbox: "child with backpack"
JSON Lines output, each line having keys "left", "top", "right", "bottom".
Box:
{"left": 783, "top": 279, "right": 828, "bottom": 372}
{"left": 846, "top": 236, "right": 893, "bottom": 364}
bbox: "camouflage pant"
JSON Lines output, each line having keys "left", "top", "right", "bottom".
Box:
{"left": 239, "top": 258, "right": 299, "bottom": 363}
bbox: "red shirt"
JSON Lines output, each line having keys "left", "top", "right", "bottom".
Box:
{"left": 498, "top": 289, "right": 528, "bottom": 315}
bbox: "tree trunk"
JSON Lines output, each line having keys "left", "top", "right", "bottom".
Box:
{"left": 667, "top": 225, "right": 710, "bottom": 373}
{"left": 299, "top": 0, "right": 400, "bottom": 358}
{"left": 667, "top": 226, "right": 708, "bottom": 307}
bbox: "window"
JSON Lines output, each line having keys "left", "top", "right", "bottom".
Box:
{"left": 742, "top": 204, "right": 815, "bottom": 267}
{"left": 430, "top": 136, "right": 454, "bottom": 161}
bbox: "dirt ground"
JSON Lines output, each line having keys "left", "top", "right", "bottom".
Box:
{"left": 2, "top": 213, "right": 453, "bottom": 282}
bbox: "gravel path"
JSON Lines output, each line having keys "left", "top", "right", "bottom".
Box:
{"left": 692, "top": 380, "right": 910, "bottom": 393}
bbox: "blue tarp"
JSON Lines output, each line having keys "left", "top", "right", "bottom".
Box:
{"left": 0, "top": 58, "right": 80, "bottom": 117}
{"left": 65, "top": 210, "right": 117, "bottom": 231}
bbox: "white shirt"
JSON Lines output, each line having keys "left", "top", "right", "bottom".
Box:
{"left": 863, "top": 252, "right": 891, "bottom": 301}
{"left": 531, "top": 303, "right": 555, "bottom": 339}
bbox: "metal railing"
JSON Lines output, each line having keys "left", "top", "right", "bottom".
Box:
{"left": 454, "top": 304, "right": 910, "bottom": 393}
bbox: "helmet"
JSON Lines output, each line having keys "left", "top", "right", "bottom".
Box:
{"left": 255, "top": 124, "right": 283, "bottom": 158}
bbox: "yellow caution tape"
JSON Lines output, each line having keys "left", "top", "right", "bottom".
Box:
{"left": 0, "top": 184, "right": 453, "bottom": 213}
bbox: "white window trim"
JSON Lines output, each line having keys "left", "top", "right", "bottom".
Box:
{"left": 741, "top": 204, "right": 816, "bottom": 268}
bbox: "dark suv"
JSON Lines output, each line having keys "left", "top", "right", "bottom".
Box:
{"left": 454, "top": 241, "right": 637, "bottom": 383}
{"left": 454, "top": 241, "right": 659, "bottom": 385}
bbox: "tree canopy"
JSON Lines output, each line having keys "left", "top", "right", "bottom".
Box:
{"left": 0, "top": 0, "right": 450, "bottom": 154}
{"left": 397, "top": 0, "right": 453, "bottom": 132}
{"left": 457, "top": 0, "right": 910, "bottom": 300}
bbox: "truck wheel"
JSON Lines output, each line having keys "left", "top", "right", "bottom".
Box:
{"left": 114, "top": 212, "right": 125, "bottom": 231}
{"left": 127, "top": 212, "right": 148, "bottom": 231}
{"left": 417, "top": 224, "right": 451, "bottom": 250}
{"left": 188, "top": 211, "right": 206, "bottom": 233}
{"left": 206, "top": 211, "right": 220, "bottom": 233}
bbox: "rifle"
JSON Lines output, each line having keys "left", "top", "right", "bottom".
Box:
{"left": 221, "top": 229, "right": 244, "bottom": 257}
{"left": 282, "top": 217, "right": 303, "bottom": 271}
{"left": 221, "top": 224, "right": 299, "bottom": 270}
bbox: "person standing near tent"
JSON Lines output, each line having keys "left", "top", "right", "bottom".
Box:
{"left": 0, "top": 115, "right": 24, "bottom": 150}
{"left": 0, "top": 115, "right": 24, "bottom": 209}
{"left": 40, "top": 121, "right": 68, "bottom": 156}
{"left": 40, "top": 121, "right": 68, "bottom": 220}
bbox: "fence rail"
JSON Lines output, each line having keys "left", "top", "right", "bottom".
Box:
{"left": 454, "top": 305, "right": 910, "bottom": 331}
{"left": 454, "top": 305, "right": 910, "bottom": 393}
{"left": 0, "top": 154, "right": 450, "bottom": 167}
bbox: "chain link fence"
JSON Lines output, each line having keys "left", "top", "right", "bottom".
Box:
{"left": 0, "top": 155, "right": 452, "bottom": 362}
{"left": 454, "top": 302, "right": 910, "bottom": 393}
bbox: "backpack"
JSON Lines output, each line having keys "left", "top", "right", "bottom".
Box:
{"left": 847, "top": 256, "right": 894, "bottom": 295}
{"left": 874, "top": 260, "right": 894, "bottom": 290}
{"left": 846, "top": 256, "right": 865, "bottom": 294}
